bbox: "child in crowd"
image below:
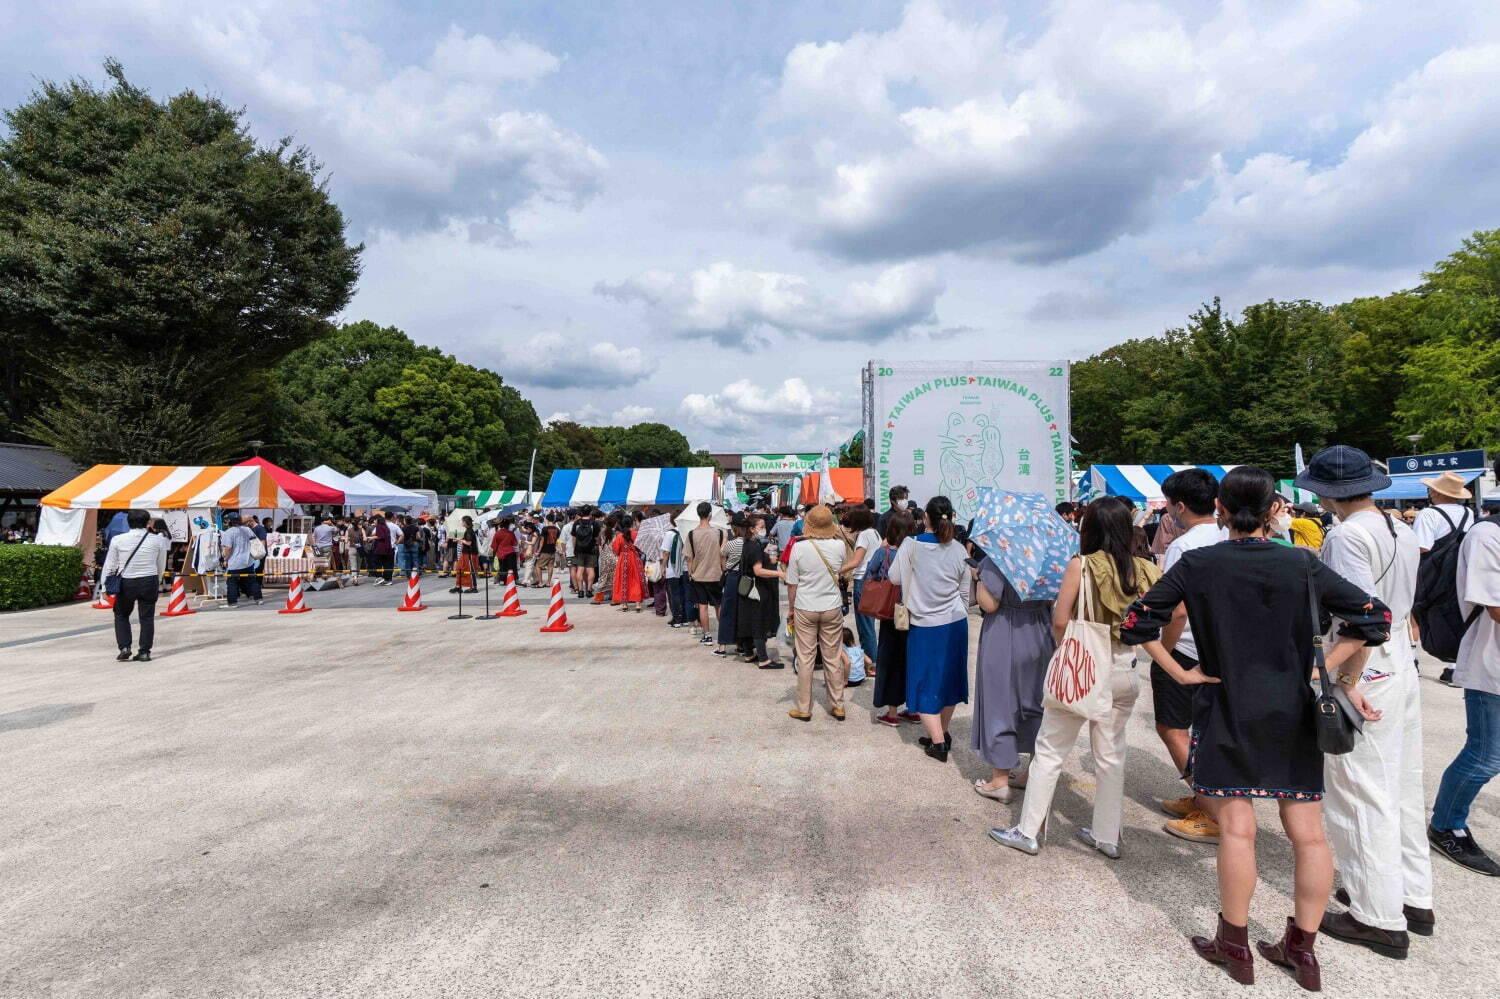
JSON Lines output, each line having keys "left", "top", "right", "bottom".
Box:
{"left": 841, "top": 626, "right": 867, "bottom": 686}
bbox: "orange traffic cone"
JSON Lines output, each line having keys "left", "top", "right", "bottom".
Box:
{"left": 498, "top": 572, "right": 527, "bottom": 617}
{"left": 91, "top": 583, "right": 115, "bottom": 610}
{"left": 539, "top": 580, "right": 573, "bottom": 633}
{"left": 397, "top": 569, "right": 427, "bottom": 612}
{"left": 74, "top": 567, "right": 93, "bottom": 601}
{"left": 278, "top": 574, "right": 312, "bottom": 614}
{"left": 161, "top": 574, "right": 197, "bottom": 617}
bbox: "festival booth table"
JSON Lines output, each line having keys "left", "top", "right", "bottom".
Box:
{"left": 1079, "top": 464, "right": 1239, "bottom": 505}
{"left": 796, "top": 468, "right": 866, "bottom": 506}
{"left": 38, "top": 464, "right": 298, "bottom": 596}
{"left": 541, "top": 467, "right": 719, "bottom": 510}
{"left": 233, "top": 457, "right": 345, "bottom": 579}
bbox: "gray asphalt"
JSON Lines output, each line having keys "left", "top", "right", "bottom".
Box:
{"left": 1, "top": 590, "right": 1494, "bottom": 998}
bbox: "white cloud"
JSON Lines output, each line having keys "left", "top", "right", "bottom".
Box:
{"left": 72, "top": 2, "right": 606, "bottom": 242}
{"left": 544, "top": 404, "right": 658, "bottom": 427}
{"left": 749, "top": 0, "right": 1484, "bottom": 266}
{"left": 596, "top": 261, "right": 943, "bottom": 347}
{"left": 506, "top": 333, "right": 657, "bottom": 389}
{"left": 1186, "top": 43, "right": 1500, "bottom": 271}
{"left": 680, "top": 377, "right": 856, "bottom": 449}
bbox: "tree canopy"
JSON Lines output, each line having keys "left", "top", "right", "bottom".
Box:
{"left": 0, "top": 61, "right": 360, "bottom": 458}
{"left": 1071, "top": 229, "right": 1500, "bottom": 476}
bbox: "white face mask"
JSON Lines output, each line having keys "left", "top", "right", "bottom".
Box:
{"left": 754, "top": 525, "right": 767, "bottom": 538}
{"left": 896, "top": 498, "right": 910, "bottom": 509}
{"left": 1272, "top": 512, "right": 1293, "bottom": 535}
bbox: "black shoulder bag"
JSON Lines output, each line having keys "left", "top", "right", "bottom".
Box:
{"left": 1303, "top": 551, "right": 1363, "bottom": 755}
{"left": 105, "top": 532, "right": 150, "bottom": 597}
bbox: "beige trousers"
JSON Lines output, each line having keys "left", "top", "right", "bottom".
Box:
{"left": 794, "top": 607, "right": 846, "bottom": 714}
{"left": 1018, "top": 650, "right": 1139, "bottom": 846}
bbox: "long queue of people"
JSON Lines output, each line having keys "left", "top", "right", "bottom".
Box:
{"left": 657, "top": 448, "right": 1497, "bottom": 993}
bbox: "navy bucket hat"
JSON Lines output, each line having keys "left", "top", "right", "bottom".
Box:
{"left": 1294, "top": 445, "right": 1392, "bottom": 499}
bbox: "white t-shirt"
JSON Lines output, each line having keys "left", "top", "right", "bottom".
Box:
{"left": 1456, "top": 520, "right": 1500, "bottom": 696}
{"left": 1320, "top": 509, "right": 1418, "bottom": 684}
{"left": 787, "top": 537, "right": 847, "bottom": 613}
{"left": 560, "top": 522, "right": 575, "bottom": 557}
{"left": 1161, "top": 521, "right": 1222, "bottom": 661}
{"left": 888, "top": 534, "right": 971, "bottom": 627}
{"left": 1412, "top": 503, "right": 1472, "bottom": 551}
{"left": 851, "top": 528, "right": 882, "bottom": 580}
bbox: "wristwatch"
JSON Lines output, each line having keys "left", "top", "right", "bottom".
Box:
{"left": 1336, "top": 672, "right": 1357, "bottom": 687}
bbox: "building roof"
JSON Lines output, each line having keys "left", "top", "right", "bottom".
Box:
{"left": 0, "top": 443, "right": 85, "bottom": 496}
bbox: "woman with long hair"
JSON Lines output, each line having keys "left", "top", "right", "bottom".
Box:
{"left": 452, "top": 515, "right": 480, "bottom": 593}
{"left": 595, "top": 514, "right": 618, "bottom": 604}
{"left": 716, "top": 513, "right": 753, "bottom": 658}
{"left": 842, "top": 505, "right": 882, "bottom": 666}
{"left": 869, "top": 513, "right": 918, "bottom": 727}
{"left": 737, "top": 512, "right": 785, "bottom": 668}
{"left": 611, "top": 514, "right": 646, "bottom": 612}
{"left": 990, "top": 495, "right": 1159, "bottom": 858}
{"left": 888, "top": 496, "right": 972, "bottom": 759}
{"left": 1122, "top": 466, "right": 1389, "bottom": 991}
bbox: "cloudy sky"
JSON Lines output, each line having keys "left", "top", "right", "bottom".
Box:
{"left": 6, "top": 0, "right": 1499, "bottom": 451}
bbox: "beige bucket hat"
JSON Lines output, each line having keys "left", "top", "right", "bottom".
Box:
{"left": 1420, "top": 470, "right": 1472, "bottom": 501}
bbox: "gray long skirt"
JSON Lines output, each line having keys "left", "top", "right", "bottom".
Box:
{"left": 969, "top": 602, "right": 1055, "bottom": 770}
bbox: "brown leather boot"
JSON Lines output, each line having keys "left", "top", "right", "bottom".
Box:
{"left": 1191, "top": 913, "right": 1254, "bottom": 985}
{"left": 1257, "top": 917, "right": 1321, "bottom": 992}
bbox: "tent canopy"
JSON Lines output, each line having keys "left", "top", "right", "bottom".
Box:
{"left": 41, "top": 464, "right": 292, "bottom": 509}
{"left": 797, "top": 468, "right": 865, "bottom": 505}
{"left": 456, "top": 489, "right": 537, "bottom": 508}
{"left": 542, "top": 467, "right": 717, "bottom": 509}
{"left": 1374, "top": 470, "right": 1482, "bottom": 501}
{"left": 236, "top": 456, "right": 344, "bottom": 504}
{"left": 302, "top": 465, "right": 419, "bottom": 509}
{"left": 1082, "top": 464, "right": 1239, "bottom": 504}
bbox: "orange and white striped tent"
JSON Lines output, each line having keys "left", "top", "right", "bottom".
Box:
{"left": 40, "top": 464, "right": 295, "bottom": 510}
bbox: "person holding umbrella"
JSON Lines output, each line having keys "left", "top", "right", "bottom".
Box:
{"left": 967, "top": 489, "right": 1076, "bottom": 802}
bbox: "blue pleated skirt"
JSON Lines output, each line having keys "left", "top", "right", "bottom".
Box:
{"left": 905, "top": 617, "right": 969, "bottom": 714}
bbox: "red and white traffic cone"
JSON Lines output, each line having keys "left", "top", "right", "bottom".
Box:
{"left": 397, "top": 569, "right": 427, "bottom": 612}
{"left": 74, "top": 567, "right": 93, "bottom": 601}
{"left": 91, "top": 583, "right": 115, "bottom": 610}
{"left": 498, "top": 572, "right": 527, "bottom": 617}
{"left": 160, "top": 574, "right": 197, "bottom": 617}
{"left": 539, "top": 580, "right": 573, "bottom": 633}
{"left": 278, "top": 574, "right": 311, "bottom": 614}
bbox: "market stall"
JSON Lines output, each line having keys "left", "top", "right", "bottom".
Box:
{"left": 455, "top": 489, "right": 538, "bottom": 508}
{"left": 797, "top": 468, "right": 865, "bottom": 505}
{"left": 1077, "top": 464, "right": 1239, "bottom": 504}
{"left": 302, "top": 465, "right": 422, "bottom": 511}
{"left": 351, "top": 470, "right": 425, "bottom": 511}
{"left": 541, "top": 467, "right": 718, "bottom": 509}
{"left": 1374, "top": 470, "right": 1484, "bottom": 501}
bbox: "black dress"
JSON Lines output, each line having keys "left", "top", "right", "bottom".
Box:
{"left": 735, "top": 537, "right": 780, "bottom": 643}
{"left": 867, "top": 545, "right": 909, "bottom": 711}
{"left": 1121, "top": 539, "right": 1391, "bottom": 800}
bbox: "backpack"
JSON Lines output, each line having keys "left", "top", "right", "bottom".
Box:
{"left": 573, "top": 518, "right": 597, "bottom": 554}
{"left": 1413, "top": 508, "right": 1493, "bottom": 663}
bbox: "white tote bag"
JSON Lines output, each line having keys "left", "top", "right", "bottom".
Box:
{"left": 1041, "top": 564, "right": 1114, "bottom": 722}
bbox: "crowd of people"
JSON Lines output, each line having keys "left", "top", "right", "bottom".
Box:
{"left": 617, "top": 448, "right": 1494, "bottom": 993}
{"left": 81, "top": 444, "right": 1499, "bottom": 990}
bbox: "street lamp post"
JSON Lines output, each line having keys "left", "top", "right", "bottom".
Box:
{"left": 418, "top": 463, "right": 427, "bottom": 489}
{"left": 1406, "top": 434, "right": 1423, "bottom": 455}
{"left": 248, "top": 439, "right": 264, "bottom": 456}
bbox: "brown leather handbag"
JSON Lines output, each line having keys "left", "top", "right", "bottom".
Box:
{"left": 857, "top": 546, "right": 901, "bottom": 621}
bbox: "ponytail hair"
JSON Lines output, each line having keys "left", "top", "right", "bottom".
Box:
{"left": 1218, "top": 466, "right": 1277, "bottom": 535}
{"left": 926, "top": 495, "right": 956, "bottom": 545}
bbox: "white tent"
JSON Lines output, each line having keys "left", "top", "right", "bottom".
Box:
{"left": 351, "top": 470, "right": 424, "bottom": 509}
{"left": 302, "top": 465, "right": 419, "bottom": 510}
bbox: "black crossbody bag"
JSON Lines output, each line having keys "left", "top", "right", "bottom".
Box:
{"left": 1303, "top": 552, "right": 1363, "bottom": 755}
{"left": 105, "top": 532, "right": 150, "bottom": 596}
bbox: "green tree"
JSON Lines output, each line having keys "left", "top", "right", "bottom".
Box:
{"left": 373, "top": 356, "right": 507, "bottom": 493}
{"left": 838, "top": 434, "right": 864, "bottom": 468}
{"left": 1395, "top": 230, "right": 1500, "bottom": 450}
{"left": 1, "top": 61, "right": 360, "bottom": 455}
{"left": 532, "top": 421, "right": 621, "bottom": 481}
{"left": 612, "top": 422, "right": 695, "bottom": 467}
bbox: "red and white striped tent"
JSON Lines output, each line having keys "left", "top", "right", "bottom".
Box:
{"left": 41, "top": 464, "right": 297, "bottom": 510}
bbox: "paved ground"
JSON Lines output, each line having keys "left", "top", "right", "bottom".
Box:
{"left": 2, "top": 584, "right": 1495, "bottom": 998}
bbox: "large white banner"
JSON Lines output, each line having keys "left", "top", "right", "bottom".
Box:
{"left": 865, "top": 360, "right": 1071, "bottom": 519}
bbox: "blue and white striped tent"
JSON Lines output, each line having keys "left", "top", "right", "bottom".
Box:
{"left": 541, "top": 467, "right": 718, "bottom": 509}
{"left": 1080, "top": 464, "right": 1239, "bottom": 504}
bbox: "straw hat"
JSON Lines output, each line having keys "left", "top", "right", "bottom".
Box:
{"left": 1420, "top": 470, "right": 1471, "bottom": 501}
{"left": 802, "top": 504, "right": 837, "bottom": 539}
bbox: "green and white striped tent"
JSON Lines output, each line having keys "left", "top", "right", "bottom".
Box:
{"left": 455, "top": 489, "right": 538, "bottom": 508}
{"left": 1277, "top": 480, "right": 1319, "bottom": 506}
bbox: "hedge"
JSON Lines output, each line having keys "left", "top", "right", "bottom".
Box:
{"left": 0, "top": 544, "right": 85, "bottom": 611}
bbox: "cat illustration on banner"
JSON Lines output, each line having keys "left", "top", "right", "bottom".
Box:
{"left": 938, "top": 411, "right": 1003, "bottom": 519}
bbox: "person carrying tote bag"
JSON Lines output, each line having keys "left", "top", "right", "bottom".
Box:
{"left": 991, "top": 496, "right": 1160, "bottom": 861}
